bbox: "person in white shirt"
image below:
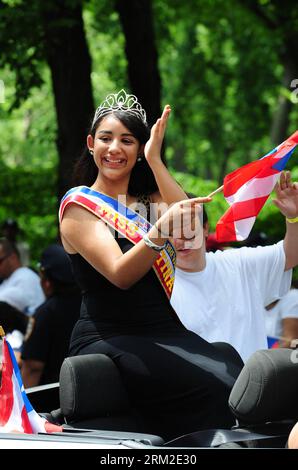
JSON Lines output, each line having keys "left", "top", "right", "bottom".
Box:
{"left": 265, "top": 286, "right": 298, "bottom": 347}
{"left": 0, "top": 238, "right": 45, "bottom": 350}
{"left": 1, "top": 219, "right": 30, "bottom": 267}
{"left": 170, "top": 171, "right": 298, "bottom": 362}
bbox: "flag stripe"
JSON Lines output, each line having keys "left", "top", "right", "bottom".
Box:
{"left": 224, "top": 159, "right": 278, "bottom": 198}
{"left": 21, "top": 399, "right": 33, "bottom": 433}
{"left": 234, "top": 217, "right": 256, "bottom": 241}
{"left": 0, "top": 340, "right": 14, "bottom": 425}
{"left": 225, "top": 173, "right": 279, "bottom": 205}
{"left": 223, "top": 196, "right": 269, "bottom": 222}
{"left": 215, "top": 219, "right": 237, "bottom": 242}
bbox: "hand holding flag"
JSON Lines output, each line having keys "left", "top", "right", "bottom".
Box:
{"left": 215, "top": 131, "right": 298, "bottom": 243}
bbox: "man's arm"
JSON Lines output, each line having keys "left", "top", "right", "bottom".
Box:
{"left": 280, "top": 318, "right": 298, "bottom": 347}
{"left": 284, "top": 219, "right": 298, "bottom": 270}
{"left": 272, "top": 171, "right": 298, "bottom": 270}
{"left": 22, "top": 360, "right": 45, "bottom": 388}
{"left": 21, "top": 305, "right": 50, "bottom": 387}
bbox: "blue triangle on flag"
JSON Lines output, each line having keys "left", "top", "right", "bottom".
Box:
{"left": 271, "top": 148, "right": 295, "bottom": 171}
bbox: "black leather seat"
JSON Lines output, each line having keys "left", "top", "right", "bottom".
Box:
{"left": 58, "top": 353, "right": 142, "bottom": 432}
{"left": 229, "top": 348, "right": 298, "bottom": 425}
{"left": 48, "top": 353, "right": 164, "bottom": 446}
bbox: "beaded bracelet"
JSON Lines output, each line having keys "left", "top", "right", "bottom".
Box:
{"left": 286, "top": 216, "right": 298, "bottom": 224}
{"left": 143, "top": 233, "right": 167, "bottom": 252}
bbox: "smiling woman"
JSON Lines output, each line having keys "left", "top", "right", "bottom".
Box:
{"left": 87, "top": 116, "right": 142, "bottom": 185}
{"left": 58, "top": 90, "right": 242, "bottom": 440}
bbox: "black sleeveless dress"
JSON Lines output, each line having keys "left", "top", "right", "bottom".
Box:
{"left": 69, "top": 236, "right": 241, "bottom": 439}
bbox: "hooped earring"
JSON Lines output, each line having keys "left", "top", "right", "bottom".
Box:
{"left": 89, "top": 149, "right": 94, "bottom": 156}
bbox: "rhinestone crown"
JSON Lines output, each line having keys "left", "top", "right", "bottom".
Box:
{"left": 92, "top": 89, "right": 147, "bottom": 127}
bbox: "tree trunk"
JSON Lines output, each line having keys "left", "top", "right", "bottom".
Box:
{"left": 270, "top": 55, "right": 296, "bottom": 146}
{"left": 115, "top": 0, "right": 161, "bottom": 127}
{"left": 40, "top": 0, "right": 94, "bottom": 201}
{"left": 217, "top": 146, "right": 232, "bottom": 185}
{"left": 241, "top": 1, "right": 298, "bottom": 146}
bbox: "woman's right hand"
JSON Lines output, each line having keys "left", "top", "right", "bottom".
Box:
{"left": 154, "top": 196, "right": 212, "bottom": 240}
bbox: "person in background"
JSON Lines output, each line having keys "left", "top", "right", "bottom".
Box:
{"left": 170, "top": 172, "right": 298, "bottom": 362}
{"left": 0, "top": 238, "right": 45, "bottom": 352}
{"left": 265, "top": 281, "right": 298, "bottom": 348}
{"left": 1, "top": 219, "right": 30, "bottom": 267}
{"left": 21, "top": 244, "right": 81, "bottom": 387}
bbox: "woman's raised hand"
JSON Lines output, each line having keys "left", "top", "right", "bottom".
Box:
{"left": 144, "top": 105, "right": 171, "bottom": 166}
{"left": 272, "top": 171, "right": 298, "bottom": 219}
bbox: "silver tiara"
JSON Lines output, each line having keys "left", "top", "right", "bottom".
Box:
{"left": 92, "top": 89, "right": 147, "bottom": 127}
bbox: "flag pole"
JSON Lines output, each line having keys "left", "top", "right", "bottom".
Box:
{"left": 0, "top": 325, "right": 5, "bottom": 339}
{"left": 207, "top": 185, "right": 224, "bottom": 198}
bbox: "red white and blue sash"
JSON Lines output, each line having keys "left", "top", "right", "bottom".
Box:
{"left": 59, "top": 186, "right": 176, "bottom": 299}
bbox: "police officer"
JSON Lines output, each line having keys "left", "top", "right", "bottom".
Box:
{"left": 21, "top": 244, "right": 81, "bottom": 386}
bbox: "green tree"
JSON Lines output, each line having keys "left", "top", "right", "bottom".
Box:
{"left": 0, "top": 0, "right": 94, "bottom": 200}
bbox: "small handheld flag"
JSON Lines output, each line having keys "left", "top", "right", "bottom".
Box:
{"left": 216, "top": 131, "right": 298, "bottom": 243}
{"left": 0, "top": 334, "right": 62, "bottom": 434}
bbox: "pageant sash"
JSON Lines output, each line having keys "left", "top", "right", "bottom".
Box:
{"left": 59, "top": 186, "right": 176, "bottom": 299}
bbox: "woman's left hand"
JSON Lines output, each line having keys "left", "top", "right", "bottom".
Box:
{"left": 272, "top": 171, "right": 298, "bottom": 218}
{"left": 144, "top": 105, "right": 171, "bottom": 166}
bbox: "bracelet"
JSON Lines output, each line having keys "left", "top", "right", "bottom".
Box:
{"left": 286, "top": 216, "right": 298, "bottom": 224}
{"left": 143, "top": 233, "right": 167, "bottom": 252}
{"left": 154, "top": 223, "right": 170, "bottom": 238}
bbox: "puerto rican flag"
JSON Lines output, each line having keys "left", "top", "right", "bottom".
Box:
{"left": 216, "top": 131, "right": 298, "bottom": 242}
{"left": 0, "top": 337, "right": 62, "bottom": 433}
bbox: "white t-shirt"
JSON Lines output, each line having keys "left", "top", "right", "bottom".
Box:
{"left": 171, "top": 242, "right": 292, "bottom": 362}
{"left": 265, "top": 288, "right": 298, "bottom": 339}
{"left": 0, "top": 267, "right": 45, "bottom": 314}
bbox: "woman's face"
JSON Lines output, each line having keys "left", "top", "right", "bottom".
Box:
{"left": 87, "top": 115, "right": 142, "bottom": 182}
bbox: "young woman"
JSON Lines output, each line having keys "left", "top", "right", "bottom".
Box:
{"left": 59, "top": 90, "right": 242, "bottom": 440}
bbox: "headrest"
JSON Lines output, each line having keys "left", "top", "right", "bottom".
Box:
{"left": 60, "top": 354, "right": 131, "bottom": 420}
{"left": 229, "top": 348, "right": 298, "bottom": 424}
